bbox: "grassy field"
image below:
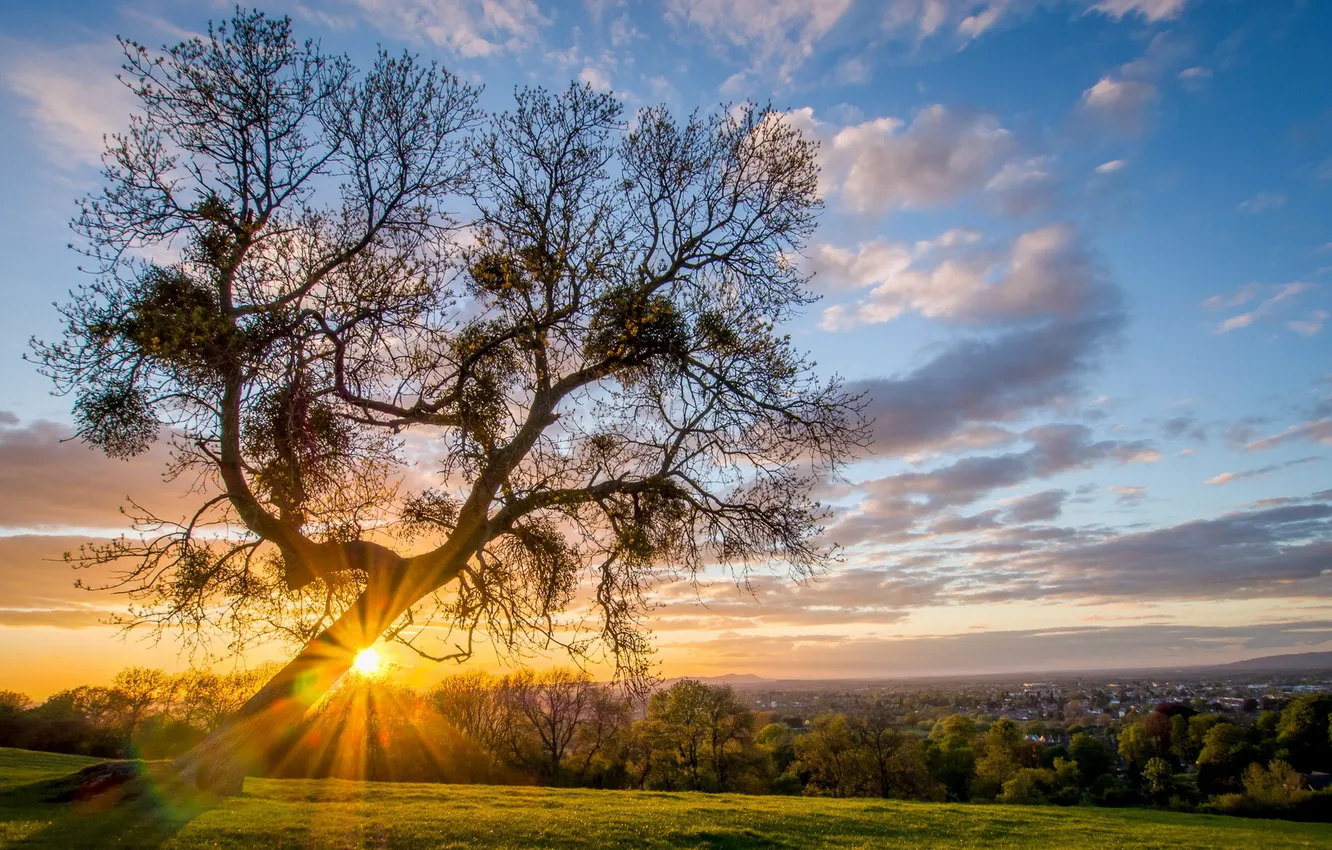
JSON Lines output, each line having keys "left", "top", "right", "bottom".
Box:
{"left": 2, "top": 748, "right": 1331, "bottom": 849}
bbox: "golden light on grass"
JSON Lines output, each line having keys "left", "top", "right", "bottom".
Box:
{"left": 353, "top": 648, "right": 383, "bottom": 676}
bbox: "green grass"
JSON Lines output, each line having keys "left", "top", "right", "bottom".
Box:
{"left": 2, "top": 748, "right": 1331, "bottom": 849}
{"left": 0, "top": 750, "right": 103, "bottom": 793}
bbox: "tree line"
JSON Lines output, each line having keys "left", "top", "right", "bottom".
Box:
{"left": 3, "top": 669, "right": 1330, "bottom": 820}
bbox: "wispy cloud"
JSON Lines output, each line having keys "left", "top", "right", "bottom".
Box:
{"left": 1089, "top": 0, "right": 1190, "bottom": 22}
{"left": 666, "top": 0, "right": 853, "bottom": 82}
{"left": 1246, "top": 420, "right": 1332, "bottom": 453}
{"left": 0, "top": 40, "right": 133, "bottom": 167}
{"left": 1206, "top": 456, "right": 1321, "bottom": 486}
{"left": 1205, "top": 281, "right": 1315, "bottom": 334}
{"left": 347, "top": 0, "right": 547, "bottom": 57}
{"left": 1078, "top": 31, "right": 1189, "bottom": 136}
{"left": 1238, "top": 192, "right": 1287, "bottom": 213}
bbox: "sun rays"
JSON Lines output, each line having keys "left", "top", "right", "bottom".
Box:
{"left": 353, "top": 648, "right": 383, "bottom": 676}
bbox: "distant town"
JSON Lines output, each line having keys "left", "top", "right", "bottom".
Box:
{"left": 715, "top": 651, "right": 1332, "bottom": 728}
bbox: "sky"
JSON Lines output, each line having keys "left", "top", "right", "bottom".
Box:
{"left": 0, "top": 0, "right": 1330, "bottom": 697}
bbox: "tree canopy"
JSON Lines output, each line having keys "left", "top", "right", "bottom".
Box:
{"left": 33, "top": 7, "right": 865, "bottom": 703}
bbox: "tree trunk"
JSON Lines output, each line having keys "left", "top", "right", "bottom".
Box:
{"left": 171, "top": 563, "right": 452, "bottom": 794}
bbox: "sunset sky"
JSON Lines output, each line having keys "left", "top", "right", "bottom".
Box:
{"left": 1, "top": 0, "right": 1330, "bottom": 697}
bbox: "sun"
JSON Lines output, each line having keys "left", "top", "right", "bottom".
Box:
{"left": 352, "top": 648, "right": 383, "bottom": 676}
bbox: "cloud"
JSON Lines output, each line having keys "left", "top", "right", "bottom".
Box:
{"left": 665, "top": 0, "right": 854, "bottom": 80}
{"left": 659, "top": 619, "right": 1332, "bottom": 680}
{"left": 881, "top": 0, "right": 1024, "bottom": 43}
{"left": 849, "top": 311, "right": 1125, "bottom": 457}
{"left": 0, "top": 609, "right": 111, "bottom": 629}
{"left": 1208, "top": 282, "right": 1314, "bottom": 334}
{"left": 1202, "top": 282, "right": 1263, "bottom": 311}
{"left": 1079, "top": 31, "right": 1189, "bottom": 136}
{"left": 1004, "top": 489, "right": 1068, "bottom": 523}
{"left": 0, "top": 415, "right": 174, "bottom": 532}
{"left": 1161, "top": 415, "right": 1206, "bottom": 442}
{"left": 994, "top": 502, "right": 1332, "bottom": 601}
{"left": 347, "top": 0, "right": 546, "bottom": 57}
{"left": 1177, "top": 65, "right": 1211, "bottom": 89}
{"left": 817, "top": 223, "right": 1114, "bottom": 331}
{"left": 1205, "top": 456, "right": 1322, "bottom": 486}
{"left": 1080, "top": 77, "right": 1158, "bottom": 135}
{"left": 1110, "top": 485, "right": 1146, "bottom": 505}
{"left": 1245, "top": 419, "right": 1332, "bottom": 453}
{"left": 1088, "top": 0, "right": 1189, "bottom": 22}
{"left": 0, "top": 535, "right": 126, "bottom": 627}
{"left": 657, "top": 495, "right": 1332, "bottom": 652}
{"left": 653, "top": 567, "right": 947, "bottom": 631}
{"left": 1238, "top": 192, "right": 1287, "bottom": 214}
{"left": 986, "top": 156, "right": 1059, "bottom": 215}
{"left": 578, "top": 65, "right": 613, "bottom": 92}
{"left": 814, "top": 105, "right": 1015, "bottom": 212}
{"left": 1289, "top": 311, "right": 1329, "bottom": 337}
{"left": 1095, "top": 159, "right": 1128, "bottom": 174}
{"left": 833, "top": 424, "right": 1158, "bottom": 543}
{"left": 871, "top": 0, "right": 1187, "bottom": 52}
{"left": 0, "top": 40, "right": 134, "bottom": 167}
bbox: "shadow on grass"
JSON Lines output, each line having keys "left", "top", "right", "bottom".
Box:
{"left": 0, "top": 761, "right": 214, "bottom": 849}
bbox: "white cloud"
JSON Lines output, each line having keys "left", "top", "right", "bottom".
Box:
{"left": 578, "top": 65, "right": 613, "bottom": 92}
{"left": 1202, "top": 282, "right": 1262, "bottom": 311}
{"left": 1238, "top": 192, "right": 1286, "bottom": 214}
{"left": 1246, "top": 420, "right": 1332, "bottom": 452}
{"left": 1, "top": 40, "right": 133, "bottom": 168}
{"left": 883, "top": 0, "right": 1017, "bottom": 41}
{"left": 1089, "top": 0, "right": 1190, "bottom": 21}
{"left": 1178, "top": 65, "right": 1212, "bottom": 89}
{"left": 666, "top": 0, "right": 854, "bottom": 81}
{"left": 1210, "top": 282, "right": 1313, "bottom": 334}
{"left": 833, "top": 56, "right": 872, "bottom": 85}
{"left": 822, "top": 104, "right": 1015, "bottom": 212}
{"left": 843, "top": 0, "right": 1195, "bottom": 57}
{"left": 1111, "top": 485, "right": 1147, "bottom": 504}
{"left": 349, "top": 0, "right": 546, "bottom": 57}
{"left": 1079, "top": 31, "right": 1190, "bottom": 136}
{"left": 1290, "top": 311, "right": 1329, "bottom": 337}
{"left": 1095, "top": 159, "right": 1128, "bottom": 174}
{"left": 986, "top": 155, "right": 1058, "bottom": 215}
{"left": 1080, "top": 76, "right": 1158, "bottom": 134}
{"left": 1207, "top": 457, "right": 1323, "bottom": 485}
{"left": 817, "top": 223, "right": 1111, "bottom": 330}
{"left": 609, "top": 14, "right": 640, "bottom": 47}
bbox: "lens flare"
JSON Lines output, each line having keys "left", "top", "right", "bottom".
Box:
{"left": 353, "top": 648, "right": 382, "bottom": 675}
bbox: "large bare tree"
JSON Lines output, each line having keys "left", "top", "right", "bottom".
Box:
{"left": 34, "top": 8, "right": 866, "bottom": 793}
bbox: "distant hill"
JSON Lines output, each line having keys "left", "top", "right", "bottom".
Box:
{"left": 1209, "top": 651, "right": 1332, "bottom": 673}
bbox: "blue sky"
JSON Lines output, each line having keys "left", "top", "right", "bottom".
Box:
{"left": 0, "top": 0, "right": 1329, "bottom": 691}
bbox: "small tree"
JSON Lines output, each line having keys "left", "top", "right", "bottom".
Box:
{"left": 1117, "top": 723, "right": 1151, "bottom": 772}
{"left": 794, "top": 713, "right": 862, "bottom": 798}
{"left": 1142, "top": 756, "right": 1173, "bottom": 802}
{"left": 973, "top": 718, "right": 1024, "bottom": 800}
{"left": 644, "top": 679, "right": 754, "bottom": 792}
{"left": 1277, "top": 695, "right": 1332, "bottom": 772}
{"left": 34, "top": 8, "right": 863, "bottom": 793}
{"left": 1069, "top": 733, "right": 1113, "bottom": 786}
{"left": 495, "top": 668, "right": 628, "bottom": 784}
